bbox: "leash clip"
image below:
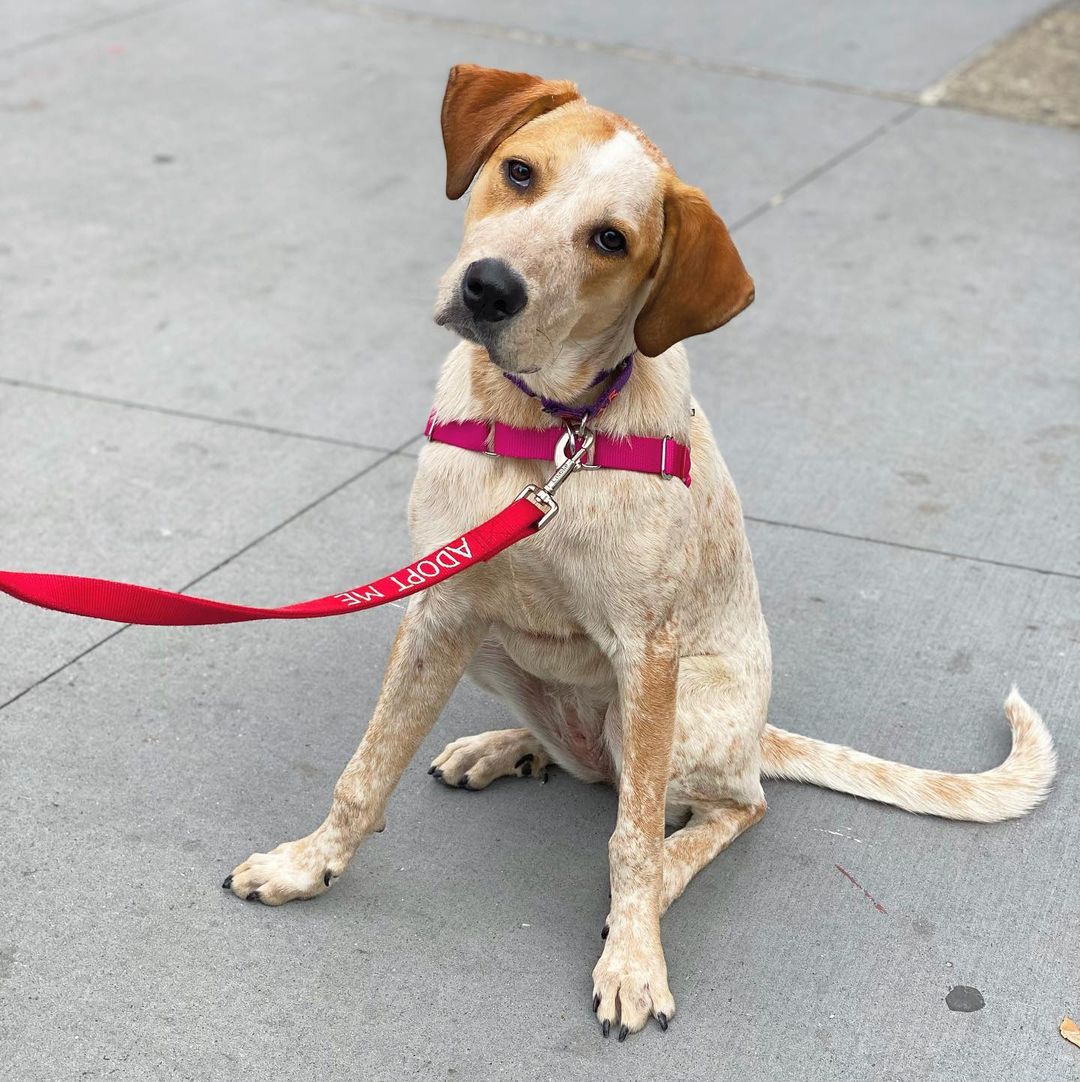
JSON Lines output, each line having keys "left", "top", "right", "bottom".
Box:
{"left": 519, "top": 424, "right": 597, "bottom": 529}
{"left": 553, "top": 420, "right": 600, "bottom": 471}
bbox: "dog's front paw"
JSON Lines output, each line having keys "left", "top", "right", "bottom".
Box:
{"left": 224, "top": 829, "right": 345, "bottom": 906}
{"left": 591, "top": 924, "right": 675, "bottom": 1039}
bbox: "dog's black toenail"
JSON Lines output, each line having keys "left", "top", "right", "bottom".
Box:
{"left": 458, "top": 775, "right": 470, "bottom": 789}
{"left": 246, "top": 891, "right": 260, "bottom": 902}
{"left": 601, "top": 924, "right": 609, "bottom": 940}
{"left": 514, "top": 754, "right": 534, "bottom": 769}
{"left": 541, "top": 770, "right": 549, "bottom": 784}
{"left": 222, "top": 875, "right": 233, "bottom": 889}
{"left": 618, "top": 1025, "right": 629, "bottom": 1042}
{"left": 657, "top": 1013, "right": 669, "bottom": 1031}
{"left": 520, "top": 761, "right": 532, "bottom": 777}
{"left": 602, "top": 1020, "right": 610, "bottom": 1038}
{"left": 592, "top": 993, "right": 600, "bottom": 1013}
{"left": 323, "top": 871, "right": 332, "bottom": 886}
{"left": 428, "top": 765, "right": 436, "bottom": 774}
{"left": 433, "top": 768, "right": 443, "bottom": 779}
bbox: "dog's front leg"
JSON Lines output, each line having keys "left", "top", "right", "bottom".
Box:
{"left": 226, "top": 593, "right": 485, "bottom": 906}
{"left": 593, "top": 628, "right": 678, "bottom": 1039}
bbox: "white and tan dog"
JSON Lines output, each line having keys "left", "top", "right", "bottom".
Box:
{"left": 226, "top": 65, "right": 1057, "bottom": 1039}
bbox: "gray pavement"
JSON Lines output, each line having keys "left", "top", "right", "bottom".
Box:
{"left": 1, "top": 2, "right": 1078, "bottom": 1079}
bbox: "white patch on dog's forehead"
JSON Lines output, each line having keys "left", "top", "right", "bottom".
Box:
{"left": 556, "top": 129, "right": 660, "bottom": 222}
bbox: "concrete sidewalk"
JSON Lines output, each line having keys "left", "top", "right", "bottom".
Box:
{"left": 2, "top": 2, "right": 1077, "bottom": 1079}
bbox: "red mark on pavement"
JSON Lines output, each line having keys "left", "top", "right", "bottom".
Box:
{"left": 835, "top": 863, "right": 888, "bottom": 914}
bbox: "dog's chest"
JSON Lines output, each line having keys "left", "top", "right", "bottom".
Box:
{"left": 411, "top": 441, "right": 691, "bottom": 639}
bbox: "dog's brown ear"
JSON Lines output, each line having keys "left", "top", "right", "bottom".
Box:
{"left": 441, "top": 64, "right": 580, "bottom": 200}
{"left": 634, "top": 178, "right": 754, "bottom": 357}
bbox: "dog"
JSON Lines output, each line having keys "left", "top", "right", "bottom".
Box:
{"left": 225, "top": 64, "right": 1057, "bottom": 1039}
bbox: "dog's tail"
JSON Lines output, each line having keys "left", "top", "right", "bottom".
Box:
{"left": 759, "top": 688, "right": 1056, "bottom": 823}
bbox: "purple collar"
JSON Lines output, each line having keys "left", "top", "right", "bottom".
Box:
{"left": 503, "top": 354, "right": 634, "bottom": 424}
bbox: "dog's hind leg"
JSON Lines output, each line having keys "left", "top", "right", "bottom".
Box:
{"left": 660, "top": 798, "right": 766, "bottom": 914}
{"left": 429, "top": 728, "right": 551, "bottom": 789}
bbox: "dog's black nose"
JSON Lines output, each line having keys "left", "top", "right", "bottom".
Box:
{"left": 461, "top": 258, "right": 527, "bottom": 322}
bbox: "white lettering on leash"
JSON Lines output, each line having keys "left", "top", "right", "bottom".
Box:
{"left": 335, "top": 586, "right": 385, "bottom": 607}
{"left": 388, "top": 537, "right": 472, "bottom": 593}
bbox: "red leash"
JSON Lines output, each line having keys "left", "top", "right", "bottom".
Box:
{"left": 0, "top": 496, "right": 544, "bottom": 626}
{"left": 0, "top": 423, "right": 600, "bottom": 627}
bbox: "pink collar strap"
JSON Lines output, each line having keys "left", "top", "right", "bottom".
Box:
{"left": 425, "top": 413, "right": 692, "bottom": 487}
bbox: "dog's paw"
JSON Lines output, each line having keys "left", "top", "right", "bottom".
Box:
{"left": 591, "top": 926, "right": 675, "bottom": 1040}
{"left": 224, "top": 831, "right": 344, "bottom": 907}
{"left": 428, "top": 728, "right": 550, "bottom": 790}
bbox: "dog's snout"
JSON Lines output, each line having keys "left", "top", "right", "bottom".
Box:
{"left": 462, "top": 258, "right": 527, "bottom": 322}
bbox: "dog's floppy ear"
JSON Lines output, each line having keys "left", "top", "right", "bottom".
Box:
{"left": 441, "top": 64, "right": 580, "bottom": 200}
{"left": 634, "top": 178, "right": 755, "bottom": 357}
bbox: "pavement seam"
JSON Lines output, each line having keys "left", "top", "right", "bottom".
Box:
{"left": 0, "top": 438, "right": 420, "bottom": 715}
{"left": 0, "top": 0, "right": 192, "bottom": 61}
{"left": 0, "top": 374, "right": 406, "bottom": 455}
{"left": 729, "top": 103, "right": 920, "bottom": 232}
{"left": 745, "top": 514, "right": 1080, "bottom": 582}
{"left": 174, "top": 434, "right": 420, "bottom": 590}
{"left": 323, "top": 0, "right": 1080, "bottom": 134}
{"left": 330, "top": 0, "right": 919, "bottom": 105}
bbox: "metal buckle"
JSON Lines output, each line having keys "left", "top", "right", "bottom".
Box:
{"left": 483, "top": 420, "right": 498, "bottom": 456}
{"left": 660, "top": 435, "right": 673, "bottom": 480}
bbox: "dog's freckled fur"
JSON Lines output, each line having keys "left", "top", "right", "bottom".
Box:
{"left": 226, "top": 63, "right": 1057, "bottom": 1037}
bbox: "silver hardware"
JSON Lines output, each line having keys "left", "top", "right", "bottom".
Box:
{"left": 483, "top": 421, "right": 498, "bottom": 456}
{"left": 519, "top": 425, "right": 598, "bottom": 529}
{"left": 516, "top": 484, "right": 559, "bottom": 528}
{"left": 553, "top": 422, "right": 599, "bottom": 471}
{"left": 660, "top": 435, "right": 673, "bottom": 480}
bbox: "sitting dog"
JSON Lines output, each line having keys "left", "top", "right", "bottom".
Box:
{"left": 225, "top": 64, "right": 1056, "bottom": 1039}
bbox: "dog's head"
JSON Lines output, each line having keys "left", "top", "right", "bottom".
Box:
{"left": 434, "top": 64, "right": 754, "bottom": 380}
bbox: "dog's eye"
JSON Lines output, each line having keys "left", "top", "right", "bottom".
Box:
{"left": 506, "top": 160, "right": 532, "bottom": 188}
{"left": 593, "top": 228, "right": 627, "bottom": 254}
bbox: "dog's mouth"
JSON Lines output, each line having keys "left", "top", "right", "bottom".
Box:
{"left": 434, "top": 303, "right": 481, "bottom": 342}
{"left": 434, "top": 299, "right": 540, "bottom": 374}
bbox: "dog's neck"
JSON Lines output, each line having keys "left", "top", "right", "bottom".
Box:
{"left": 462, "top": 337, "right": 693, "bottom": 439}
